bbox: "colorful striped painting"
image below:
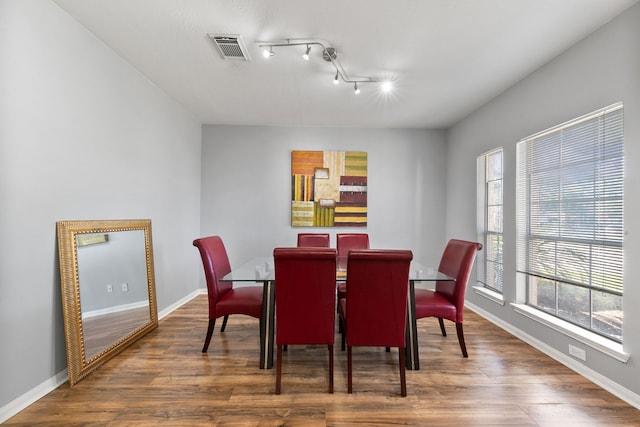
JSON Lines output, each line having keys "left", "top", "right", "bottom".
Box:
{"left": 291, "top": 150, "right": 367, "bottom": 227}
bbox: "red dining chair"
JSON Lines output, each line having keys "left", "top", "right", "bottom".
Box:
{"left": 414, "top": 239, "right": 482, "bottom": 358}
{"left": 273, "top": 247, "right": 337, "bottom": 394}
{"left": 338, "top": 249, "right": 413, "bottom": 396}
{"left": 193, "top": 236, "right": 263, "bottom": 353}
{"left": 336, "top": 233, "right": 370, "bottom": 256}
{"left": 336, "top": 233, "right": 370, "bottom": 302}
{"left": 297, "top": 233, "right": 330, "bottom": 248}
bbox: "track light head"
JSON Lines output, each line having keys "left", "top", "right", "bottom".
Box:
{"left": 262, "top": 47, "right": 275, "bottom": 58}
{"left": 354, "top": 82, "right": 360, "bottom": 95}
{"left": 333, "top": 72, "right": 339, "bottom": 85}
{"left": 302, "top": 45, "right": 311, "bottom": 61}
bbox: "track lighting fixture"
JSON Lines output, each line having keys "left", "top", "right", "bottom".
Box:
{"left": 258, "top": 38, "right": 391, "bottom": 94}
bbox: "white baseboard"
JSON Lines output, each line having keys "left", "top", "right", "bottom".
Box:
{"left": 0, "top": 369, "right": 68, "bottom": 423}
{"left": 0, "top": 288, "right": 206, "bottom": 423}
{"left": 465, "top": 301, "right": 640, "bottom": 410}
{"left": 158, "top": 288, "right": 205, "bottom": 320}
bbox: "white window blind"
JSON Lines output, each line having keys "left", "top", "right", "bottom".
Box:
{"left": 516, "top": 103, "right": 624, "bottom": 342}
{"left": 477, "top": 148, "right": 503, "bottom": 292}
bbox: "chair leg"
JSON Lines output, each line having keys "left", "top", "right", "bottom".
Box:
{"left": 328, "top": 344, "right": 334, "bottom": 394}
{"left": 339, "top": 314, "right": 346, "bottom": 351}
{"left": 220, "top": 315, "right": 229, "bottom": 332}
{"left": 398, "top": 347, "right": 407, "bottom": 397}
{"left": 438, "top": 317, "right": 447, "bottom": 336}
{"left": 347, "top": 346, "right": 353, "bottom": 394}
{"left": 456, "top": 322, "right": 468, "bottom": 357}
{"left": 275, "top": 344, "right": 283, "bottom": 394}
{"left": 202, "top": 318, "right": 216, "bottom": 353}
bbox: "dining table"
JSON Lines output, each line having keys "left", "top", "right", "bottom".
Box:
{"left": 220, "top": 255, "right": 454, "bottom": 370}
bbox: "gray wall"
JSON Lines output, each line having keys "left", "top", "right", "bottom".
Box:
{"left": 0, "top": 0, "right": 202, "bottom": 410}
{"left": 446, "top": 3, "right": 640, "bottom": 398}
{"left": 78, "top": 230, "right": 148, "bottom": 313}
{"left": 200, "top": 125, "right": 448, "bottom": 269}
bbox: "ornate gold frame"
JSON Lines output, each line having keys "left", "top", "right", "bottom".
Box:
{"left": 57, "top": 219, "right": 158, "bottom": 386}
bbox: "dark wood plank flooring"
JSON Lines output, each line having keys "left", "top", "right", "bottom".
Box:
{"left": 6, "top": 295, "right": 639, "bottom": 426}
{"left": 82, "top": 306, "right": 150, "bottom": 359}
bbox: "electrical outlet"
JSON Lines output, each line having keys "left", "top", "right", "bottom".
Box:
{"left": 106, "top": 284, "right": 113, "bottom": 293}
{"left": 121, "top": 283, "right": 128, "bottom": 292}
{"left": 569, "top": 344, "right": 586, "bottom": 361}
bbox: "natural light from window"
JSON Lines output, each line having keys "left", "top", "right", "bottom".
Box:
{"left": 516, "top": 103, "right": 624, "bottom": 343}
{"left": 477, "top": 148, "right": 504, "bottom": 293}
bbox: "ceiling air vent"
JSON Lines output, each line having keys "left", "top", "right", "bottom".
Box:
{"left": 208, "top": 34, "right": 250, "bottom": 61}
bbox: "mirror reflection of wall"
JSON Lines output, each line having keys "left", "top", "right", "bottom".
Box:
{"left": 76, "top": 230, "right": 150, "bottom": 360}
{"left": 77, "top": 230, "right": 149, "bottom": 314}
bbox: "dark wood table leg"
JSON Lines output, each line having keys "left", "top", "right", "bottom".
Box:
{"left": 404, "top": 280, "right": 420, "bottom": 370}
{"left": 259, "top": 280, "right": 275, "bottom": 369}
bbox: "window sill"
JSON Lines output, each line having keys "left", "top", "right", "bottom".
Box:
{"left": 473, "top": 285, "right": 505, "bottom": 306}
{"left": 511, "top": 303, "right": 629, "bottom": 363}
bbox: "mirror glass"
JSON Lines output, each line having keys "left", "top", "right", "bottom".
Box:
{"left": 57, "top": 219, "right": 158, "bottom": 386}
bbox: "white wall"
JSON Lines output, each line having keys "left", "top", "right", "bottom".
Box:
{"left": 446, "top": 3, "right": 640, "bottom": 399}
{"left": 200, "top": 125, "right": 448, "bottom": 269}
{"left": 0, "top": 0, "right": 202, "bottom": 412}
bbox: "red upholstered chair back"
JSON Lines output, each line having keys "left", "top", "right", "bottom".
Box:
{"left": 193, "top": 236, "right": 233, "bottom": 319}
{"left": 273, "top": 247, "right": 337, "bottom": 345}
{"left": 297, "top": 233, "right": 330, "bottom": 248}
{"left": 336, "top": 233, "right": 369, "bottom": 257}
{"left": 345, "top": 249, "right": 413, "bottom": 348}
{"left": 435, "top": 239, "right": 482, "bottom": 322}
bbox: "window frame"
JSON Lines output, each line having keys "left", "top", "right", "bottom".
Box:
{"left": 477, "top": 147, "right": 504, "bottom": 294}
{"left": 515, "top": 103, "right": 624, "bottom": 343}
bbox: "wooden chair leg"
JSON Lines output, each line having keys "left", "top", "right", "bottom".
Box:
{"left": 398, "top": 347, "right": 407, "bottom": 397}
{"left": 438, "top": 317, "right": 447, "bottom": 336}
{"left": 455, "top": 322, "right": 468, "bottom": 357}
{"left": 220, "top": 315, "right": 229, "bottom": 332}
{"left": 202, "top": 318, "right": 216, "bottom": 353}
{"left": 275, "top": 344, "right": 283, "bottom": 394}
{"left": 347, "top": 346, "right": 353, "bottom": 394}
{"left": 328, "top": 344, "right": 334, "bottom": 394}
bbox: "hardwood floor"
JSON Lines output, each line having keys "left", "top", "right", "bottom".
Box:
{"left": 82, "top": 306, "right": 150, "bottom": 359}
{"left": 6, "top": 295, "right": 639, "bottom": 426}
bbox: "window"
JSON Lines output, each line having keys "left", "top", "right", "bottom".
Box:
{"left": 477, "top": 148, "right": 504, "bottom": 293}
{"left": 516, "top": 103, "right": 623, "bottom": 342}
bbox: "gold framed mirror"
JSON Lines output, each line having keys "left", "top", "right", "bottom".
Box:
{"left": 57, "top": 219, "right": 158, "bottom": 386}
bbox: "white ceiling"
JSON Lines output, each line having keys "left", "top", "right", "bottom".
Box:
{"left": 54, "top": 0, "right": 638, "bottom": 129}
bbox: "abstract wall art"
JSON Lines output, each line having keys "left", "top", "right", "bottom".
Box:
{"left": 291, "top": 150, "right": 367, "bottom": 227}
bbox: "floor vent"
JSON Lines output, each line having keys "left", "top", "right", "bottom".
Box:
{"left": 208, "top": 34, "right": 250, "bottom": 61}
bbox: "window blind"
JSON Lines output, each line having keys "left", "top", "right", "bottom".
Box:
{"left": 477, "top": 148, "right": 504, "bottom": 292}
{"left": 516, "top": 103, "right": 624, "bottom": 296}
